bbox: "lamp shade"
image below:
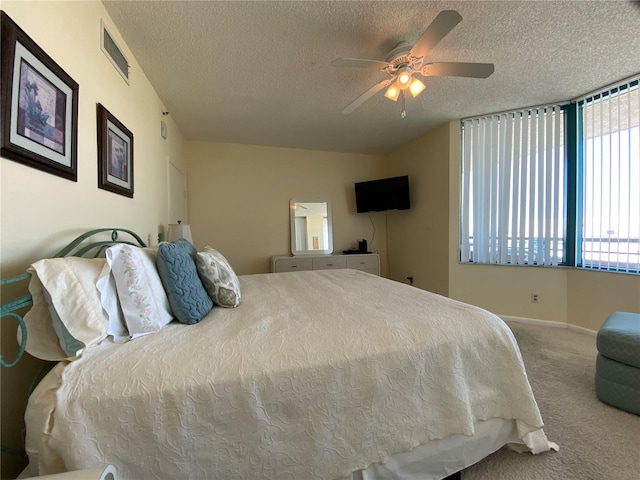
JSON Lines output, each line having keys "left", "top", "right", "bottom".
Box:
{"left": 384, "top": 83, "right": 400, "bottom": 101}
{"left": 166, "top": 221, "right": 193, "bottom": 243}
{"left": 408, "top": 77, "right": 426, "bottom": 97}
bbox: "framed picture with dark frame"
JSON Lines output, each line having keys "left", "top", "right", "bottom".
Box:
{"left": 97, "top": 103, "right": 134, "bottom": 198}
{"left": 0, "top": 11, "right": 79, "bottom": 181}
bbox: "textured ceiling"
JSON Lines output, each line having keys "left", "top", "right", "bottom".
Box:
{"left": 101, "top": 0, "right": 640, "bottom": 154}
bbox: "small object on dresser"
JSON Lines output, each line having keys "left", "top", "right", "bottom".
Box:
{"left": 343, "top": 239, "right": 370, "bottom": 254}
{"left": 342, "top": 239, "right": 371, "bottom": 255}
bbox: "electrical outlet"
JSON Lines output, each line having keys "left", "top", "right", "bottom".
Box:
{"left": 530, "top": 293, "right": 540, "bottom": 303}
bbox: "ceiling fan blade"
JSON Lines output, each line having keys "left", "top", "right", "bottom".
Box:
{"left": 332, "top": 58, "right": 389, "bottom": 69}
{"left": 341, "top": 79, "right": 392, "bottom": 115}
{"left": 410, "top": 10, "right": 463, "bottom": 58}
{"left": 421, "top": 62, "right": 495, "bottom": 78}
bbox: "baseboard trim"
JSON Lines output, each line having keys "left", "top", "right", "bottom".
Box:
{"left": 566, "top": 324, "right": 598, "bottom": 336}
{"left": 499, "top": 315, "right": 597, "bottom": 336}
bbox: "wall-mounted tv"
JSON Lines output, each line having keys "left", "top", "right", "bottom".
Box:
{"left": 354, "top": 175, "right": 410, "bottom": 213}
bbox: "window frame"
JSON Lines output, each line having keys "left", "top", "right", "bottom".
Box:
{"left": 460, "top": 76, "right": 639, "bottom": 275}
{"left": 460, "top": 105, "right": 569, "bottom": 268}
{"left": 575, "top": 79, "right": 639, "bottom": 274}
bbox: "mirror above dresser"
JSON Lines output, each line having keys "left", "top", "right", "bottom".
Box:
{"left": 281, "top": 197, "right": 379, "bottom": 276}
{"left": 290, "top": 198, "right": 333, "bottom": 255}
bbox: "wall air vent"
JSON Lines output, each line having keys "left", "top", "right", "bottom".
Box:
{"left": 101, "top": 20, "right": 129, "bottom": 84}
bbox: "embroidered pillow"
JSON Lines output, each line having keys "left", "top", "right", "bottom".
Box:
{"left": 196, "top": 246, "right": 242, "bottom": 308}
{"left": 156, "top": 239, "right": 213, "bottom": 324}
{"left": 105, "top": 244, "right": 173, "bottom": 338}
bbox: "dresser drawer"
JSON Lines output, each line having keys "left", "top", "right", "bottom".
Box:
{"left": 346, "top": 255, "right": 379, "bottom": 272}
{"left": 273, "top": 257, "right": 313, "bottom": 272}
{"left": 312, "top": 256, "right": 347, "bottom": 270}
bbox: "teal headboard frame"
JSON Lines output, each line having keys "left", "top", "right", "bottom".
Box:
{"left": 0, "top": 228, "right": 147, "bottom": 368}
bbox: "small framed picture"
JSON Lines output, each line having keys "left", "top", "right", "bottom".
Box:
{"left": 0, "top": 11, "right": 79, "bottom": 181}
{"left": 97, "top": 103, "right": 134, "bottom": 198}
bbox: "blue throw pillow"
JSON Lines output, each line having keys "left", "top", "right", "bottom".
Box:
{"left": 156, "top": 239, "right": 213, "bottom": 324}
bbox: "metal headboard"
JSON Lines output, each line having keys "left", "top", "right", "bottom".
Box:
{"left": 0, "top": 228, "right": 147, "bottom": 368}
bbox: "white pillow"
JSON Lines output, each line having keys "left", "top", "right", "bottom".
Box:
{"left": 22, "top": 257, "right": 109, "bottom": 360}
{"left": 104, "top": 244, "right": 173, "bottom": 338}
{"left": 96, "top": 262, "right": 129, "bottom": 342}
{"left": 42, "top": 287, "right": 84, "bottom": 357}
{"left": 196, "top": 246, "right": 242, "bottom": 308}
{"left": 21, "top": 275, "right": 68, "bottom": 361}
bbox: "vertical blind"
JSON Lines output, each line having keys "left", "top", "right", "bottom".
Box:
{"left": 578, "top": 79, "right": 640, "bottom": 272}
{"left": 461, "top": 106, "right": 565, "bottom": 265}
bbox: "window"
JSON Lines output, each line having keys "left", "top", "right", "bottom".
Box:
{"left": 460, "top": 105, "right": 566, "bottom": 266}
{"left": 578, "top": 80, "right": 639, "bottom": 272}
{"left": 461, "top": 76, "right": 639, "bottom": 274}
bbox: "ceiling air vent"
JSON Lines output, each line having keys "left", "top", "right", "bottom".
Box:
{"left": 101, "top": 20, "right": 129, "bottom": 84}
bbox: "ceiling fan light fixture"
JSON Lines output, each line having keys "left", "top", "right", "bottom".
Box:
{"left": 333, "top": 10, "right": 494, "bottom": 114}
{"left": 397, "top": 67, "right": 412, "bottom": 89}
{"left": 384, "top": 83, "right": 400, "bottom": 101}
{"left": 409, "top": 77, "right": 426, "bottom": 97}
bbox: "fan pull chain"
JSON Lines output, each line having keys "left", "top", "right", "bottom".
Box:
{"left": 401, "top": 91, "right": 406, "bottom": 118}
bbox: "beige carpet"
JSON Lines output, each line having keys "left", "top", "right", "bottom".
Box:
{"left": 461, "top": 321, "right": 640, "bottom": 480}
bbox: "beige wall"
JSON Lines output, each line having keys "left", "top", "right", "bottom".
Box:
{"left": 384, "top": 123, "right": 451, "bottom": 295}
{"left": 185, "top": 142, "right": 387, "bottom": 275}
{"left": 567, "top": 269, "right": 640, "bottom": 331}
{"left": 0, "top": 2, "right": 184, "bottom": 476}
{"left": 450, "top": 263, "right": 570, "bottom": 322}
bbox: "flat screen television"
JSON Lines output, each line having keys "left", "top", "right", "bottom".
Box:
{"left": 354, "top": 175, "right": 410, "bottom": 213}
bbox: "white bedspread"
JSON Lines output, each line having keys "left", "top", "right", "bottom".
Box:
{"left": 27, "top": 270, "right": 554, "bottom": 479}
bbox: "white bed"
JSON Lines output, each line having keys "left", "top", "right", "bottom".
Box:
{"left": 23, "top": 266, "right": 557, "bottom": 479}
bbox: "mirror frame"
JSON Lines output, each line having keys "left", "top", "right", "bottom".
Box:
{"left": 290, "top": 198, "right": 333, "bottom": 256}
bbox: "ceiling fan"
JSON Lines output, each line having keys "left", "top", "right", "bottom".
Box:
{"left": 332, "top": 10, "right": 494, "bottom": 116}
